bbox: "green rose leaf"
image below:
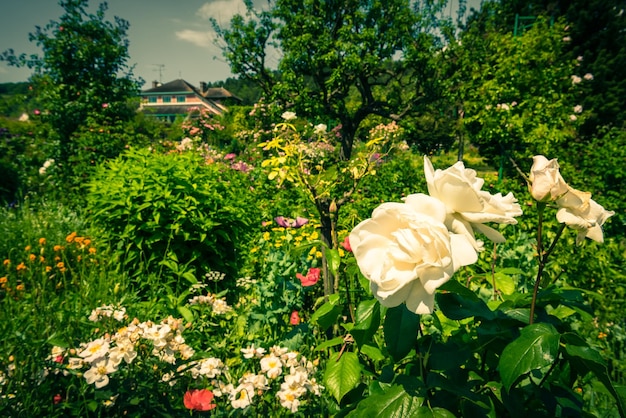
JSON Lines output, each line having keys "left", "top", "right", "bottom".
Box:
{"left": 351, "top": 299, "right": 381, "bottom": 347}
{"left": 310, "top": 293, "right": 342, "bottom": 331}
{"left": 437, "top": 280, "right": 495, "bottom": 320}
{"left": 323, "top": 351, "right": 362, "bottom": 403}
{"left": 384, "top": 305, "right": 420, "bottom": 362}
{"left": 346, "top": 384, "right": 424, "bottom": 418}
{"left": 499, "top": 323, "right": 560, "bottom": 392}
{"left": 324, "top": 247, "right": 341, "bottom": 276}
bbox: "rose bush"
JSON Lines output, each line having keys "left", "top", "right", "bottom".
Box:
{"left": 423, "top": 156, "right": 522, "bottom": 248}
{"left": 349, "top": 193, "right": 477, "bottom": 314}
{"left": 556, "top": 186, "right": 615, "bottom": 244}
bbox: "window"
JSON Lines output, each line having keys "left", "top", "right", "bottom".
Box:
{"left": 177, "top": 96, "right": 186, "bottom": 103}
{"left": 163, "top": 96, "right": 172, "bottom": 103}
{"left": 148, "top": 96, "right": 157, "bottom": 103}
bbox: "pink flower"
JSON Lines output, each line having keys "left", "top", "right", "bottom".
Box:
{"left": 274, "top": 216, "right": 309, "bottom": 228}
{"left": 184, "top": 389, "right": 216, "bottom": 411}
{"left": 54, "top": 355, "right": 64, "bottom": 363}
{"left": 296, "top": 267, "right": 321, "bottom": 287}
{"left": 102, "top": 103, "right": 109, "bottom": 108}
{"left": 341, "top": 236, "right": 352, "bottom": 252}
{"left": 34, "top": 109, "right": 41, "bottom": 115}
{"left": 224, "top": 153, "right": 236, "bottom": 160}
{"left": 290, "top": 310, "right": 300, "bottom": 325}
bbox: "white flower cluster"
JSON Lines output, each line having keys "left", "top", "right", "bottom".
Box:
{"left": 187, "top": 292, "right": 233, "bottom": 315}
{"left": 211, "top": 345, "right": 323, "bottom": 413}
{"left": 88, "top": 304, "right": 127, "bottom": 322}
{"left": 50, "top": 314, "right": 194, "bottom": 389}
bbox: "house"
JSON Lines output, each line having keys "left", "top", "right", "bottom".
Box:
{"left": 139, "top": 79, "right": 241, "bottom": 122}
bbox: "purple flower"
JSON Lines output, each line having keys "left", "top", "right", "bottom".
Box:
{"left": 274, "top": 216, "right": 309, "bottom": 228}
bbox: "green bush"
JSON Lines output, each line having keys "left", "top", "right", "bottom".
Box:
{"left": 85, "top": 147, "right": 259, "bottom": 292}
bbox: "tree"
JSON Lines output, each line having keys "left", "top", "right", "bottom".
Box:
{"left": 1, "top": 0, "right": 141, "bottom": 169}
{"left": 213, "top": 0, "right": 456, "bottom": 160}
{"left": 214, "top": 0, "right": 459, "bottom": 296}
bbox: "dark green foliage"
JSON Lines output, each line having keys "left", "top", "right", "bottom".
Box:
{"left": 85, "top": 148, "right": 260, "bottom": 292}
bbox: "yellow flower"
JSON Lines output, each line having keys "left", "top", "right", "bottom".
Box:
{"left": 89, "top": 247, "right": 97, "bottom": 255}
{"left": 263, "top": 232, "right": 271, "bottom": 241}
{"left": 45, "top": 266, "right": 52, "bottom": 273}
{"left": 315, "top": 251, "right": 323, "bottom": 259}
{"left": 24, "top": 245, "right": 31, "bottom": 251}
{"left": 39, "top": 238, "right": 46, "bottom": 246}
{"left": 309, "top": 231, "right": 319, "bottom": 240}
{"left": 598, "top": 332, "right": 608, "bottom": 339}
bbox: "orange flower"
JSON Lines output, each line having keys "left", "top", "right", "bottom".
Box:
{"left": 83, "top": 239, "right": 91, "bottom": 247}
{"left": 45, "top": 266, "right": 52, "bottom": 273}
{"left": 29, "top": 254, "right": 36, "bottom": 262}
{"left": 0, "top": 277, "right": 7, "bottom": 284}
{"left": 16, "top": 262, "right": 27, "bottom": 272}
{"left": 89, "top": 247, "right": 97, "bottom": 255}
{"left": 53, "top": 245, "right": 63, "bottom": 252}
{"left": 25, "top": 245, "right": 31, "bottom": 251}
{"left": 74, "top": 236, "right": 84, "bottom": 244}
{"left": 16, "top": 284, "right": 24, "bottom": 291}
{"left": 39, "top": 238, "right": 46, "bottom": 246}
{"left": 40, "top": 256, "right": 45, "bottom": 263}
{"left": 3, "top": 259, "right": 10, "bottom": 267}
{"left": 66, "top": 232, "right": 77, "bottom": 243}
{"left": 56, "top": 261, "right": 65, "bottom": 269}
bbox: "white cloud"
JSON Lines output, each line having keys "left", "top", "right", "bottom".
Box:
{"left": 175, "top": 29, "right": 216, "bottom": 48}
{"left": 196, "top": 0, "right": 247, "bottom": 24}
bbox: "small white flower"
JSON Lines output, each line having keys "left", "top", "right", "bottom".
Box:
{"left": 281, "top": 111, "right": 297, "bottom": 121}
{"left": 573, "top": 105, "right": 583, "bottom": 114}
{"left": 79, "top": 338, "right": 110, "bottom": 363}
{"left": 571, "top": 75, "right": 582, "bottom": 85}
{"left": 83, "top": 357, "right": 117, "bottom": 388}
{"left": 584, "top": 73, "right": 594, "bottom": 81}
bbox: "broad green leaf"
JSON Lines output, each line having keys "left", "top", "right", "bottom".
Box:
{"left": 323, "top": 351, "right": 362, "bottom": 403}
{"left": 360, "top": 343, "right": 386, "bottom": 362}
{"left": 315, "top": 336, "right": 345, "bottom": 351}
{"left": 437, "top": 280, "right": 495, "bottom": 320}
{"left": 310, "top": 297, "right": 342, "bottom": 331}
{"left": 499, "top": 323, "right": 560, "bottom": 391}
{"left": 351, "top": 299, "right": 381, "bottom": 347}
{"left": 384, "top": 305, "right": 420, "bottom": 362}
{"left": 494, "top": 272, "right": 516, "bottom": 295}
{"left": 346, "top": 384, "right": 424, "bottom": 418}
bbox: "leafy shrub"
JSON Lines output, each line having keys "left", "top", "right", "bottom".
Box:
{"left": 85, "top": 147, "right": 259, "bottom": 292}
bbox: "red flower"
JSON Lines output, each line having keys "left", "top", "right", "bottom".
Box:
{"left": 184, "top": 389, "right": 216, "bottom": 411}
{"left": 53, "top": 394, "right": 63, "bottom": 404}
{"left": 296, "top": 267, "right": 321, "bottom": 287}
{"left": 290, "top": 310, "right": 300, "bottom": 325}
{"left": 341, "top": 236, "right": 352, "bottom": 252}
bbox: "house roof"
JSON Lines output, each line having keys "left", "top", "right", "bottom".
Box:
{"left": 142, "top": 79, "right": 199, "bottom": 95}
{"left": 203, "top": 87, "right": 242, "bottom": 101}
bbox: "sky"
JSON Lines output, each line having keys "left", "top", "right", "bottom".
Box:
{"left": 0, "top": 0, "right": 480, "bottom": 90}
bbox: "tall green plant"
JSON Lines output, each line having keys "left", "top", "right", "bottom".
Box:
{"left": 85, "top": 147, "right": 259, "bottom": 293}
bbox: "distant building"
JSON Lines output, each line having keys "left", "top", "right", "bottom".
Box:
{"left": 139, "top": 79, "right": 241, "bottom": 121}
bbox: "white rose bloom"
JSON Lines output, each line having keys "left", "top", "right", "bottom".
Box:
{"left": 556, "top": 186, "right": 615, "bottom": 244}
{"left": 349, "top": 194, "right": 477, "bottom": 314}
{"left": 423, "top": 156, "right": 522, "bottom": 248}
{"left": 529, "top": 155, "right": 570, "bottom": 202}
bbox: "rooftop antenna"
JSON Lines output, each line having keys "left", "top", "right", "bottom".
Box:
{"left": 152, "top": 64, "right": 165, "bottom": 83}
